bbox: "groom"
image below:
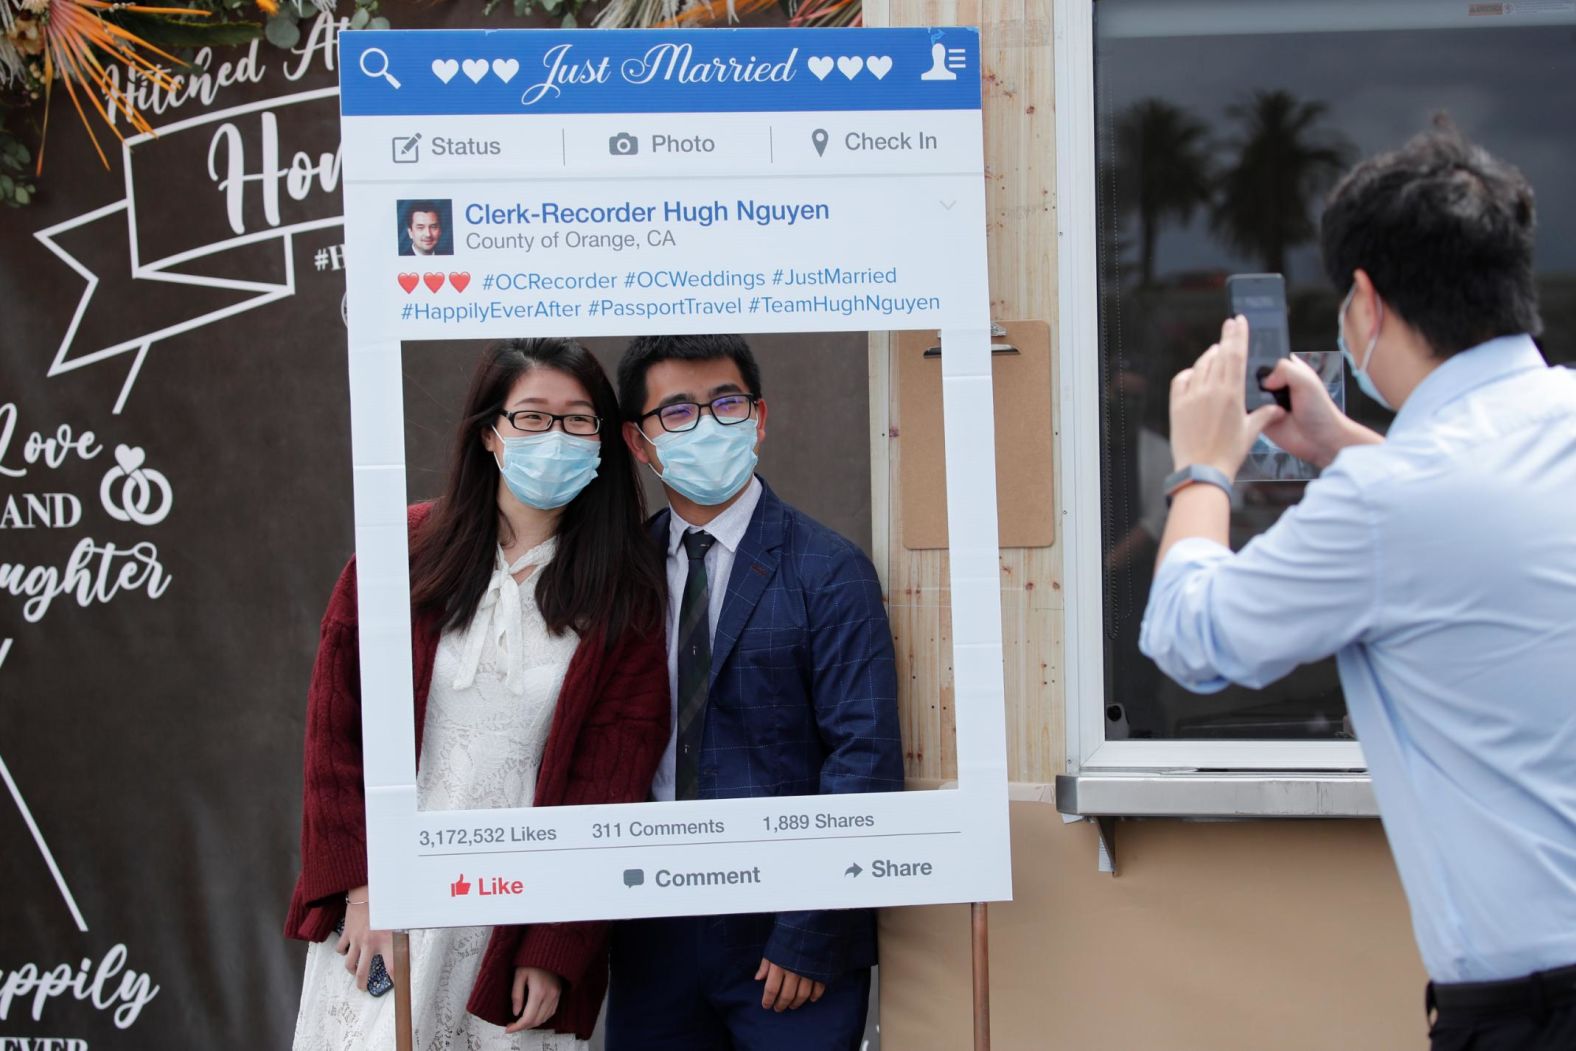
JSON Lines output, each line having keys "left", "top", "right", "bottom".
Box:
{"left": 608, "top": 334, "right": 905, "bottom": 1050}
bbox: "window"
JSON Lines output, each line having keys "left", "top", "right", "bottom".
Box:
{"left": 1057, "top": 0, "right": 1576, "bottom": 780}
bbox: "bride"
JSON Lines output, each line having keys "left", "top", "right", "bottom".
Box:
{"left": 284, "top": 339, "right": 668, "bottom": 1048}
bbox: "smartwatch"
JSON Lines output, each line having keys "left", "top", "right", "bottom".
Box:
{"left": 1163, "top": 464, "right": 1234, "bottom": 506}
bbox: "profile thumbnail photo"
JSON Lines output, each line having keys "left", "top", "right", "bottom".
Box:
{"left": 396, "top": 198, "right": 454, "bottom": 257}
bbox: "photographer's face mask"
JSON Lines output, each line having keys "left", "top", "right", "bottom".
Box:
{"left": 1338, "top": 285, "right": 1392, "bottom": 411}
{"left": 642, "top": 416, "right": 759, "bottom": 507}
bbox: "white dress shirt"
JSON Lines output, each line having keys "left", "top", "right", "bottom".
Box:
{"left": 649, "top": 476, "right": 763, "bottom": 802}
{"left": 1142, "top": 335, "right": 1576, "bottom": 983}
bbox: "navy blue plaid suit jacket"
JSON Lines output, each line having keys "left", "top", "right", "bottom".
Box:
{"left": 648, "top": 477, "right": 905, "bottom": 982}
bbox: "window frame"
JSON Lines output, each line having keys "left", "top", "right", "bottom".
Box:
{"left": 1052, "top": 0, "right": 1369, "bottom": 789}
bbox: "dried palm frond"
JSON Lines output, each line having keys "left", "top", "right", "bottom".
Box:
{"left": 600, "top": 0, "right": 862, "bottom": 30}
{"left": 658, "top": 0, "right": 773, "bottom": 26}
{"left": 594, "top": 0, "right": 682, "bottom": 29}
{"left": 37, "top": 0, "right": 211, "bottom": 171}
{"left": 788, "top": 0, "right": 860, "bottom": 28}
{"left": 0, "top": 38, "right": 25, "bottom": 85}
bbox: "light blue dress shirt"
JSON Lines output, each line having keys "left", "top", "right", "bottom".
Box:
{"left": 1141, "top": 334, "right": 1576, "bottom": 983}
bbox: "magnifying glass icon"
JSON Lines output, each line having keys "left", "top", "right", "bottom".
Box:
{"left": 359, "top": 47, "right": 401, "bottom": 89}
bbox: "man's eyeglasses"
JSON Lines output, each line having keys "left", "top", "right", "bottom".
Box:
{"left": 639, "top": 394, "right": 759, "bottom": 434}
{"left": 499, "top": 409, "right": 602, "bottom": 436}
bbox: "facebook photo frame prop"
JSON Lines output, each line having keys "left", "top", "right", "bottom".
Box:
{"left": 339, "top": 26, "right": 1010, "bottom": 929}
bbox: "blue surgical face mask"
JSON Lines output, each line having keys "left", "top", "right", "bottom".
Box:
{"left": 1337, "top": 285, "right": 1393, "bottom": 411}
{"left": 645, "top": 416, "right": 759, "bottom": 506}
{"left": 491, "top": 427, "right": 600, "bottom": 510}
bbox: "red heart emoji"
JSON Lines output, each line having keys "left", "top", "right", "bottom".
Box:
{"left": 448, "top": 272, "right": 471, "bottom": 293}
{"left": 397, "top": 272, "right": 419, "bottom": 294}
{"left": 423, "top": 272, "right": 445, "bottom": 292}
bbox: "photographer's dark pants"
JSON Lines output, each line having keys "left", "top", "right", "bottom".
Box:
{"left": 1428, "top": 963, "right": 1576, "bottom": 1050}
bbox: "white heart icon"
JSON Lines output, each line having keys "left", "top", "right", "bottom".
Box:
{"left": 431, "top": 58, "right": 459, "bottom": 84}
{"left": 491, "top": 58, "right": 520, "bottom": 83}
{"left": 114, "top": 443, "right": 146, "bottom": 474}
{"left": 837, "top": 55, "right": 864, "bottom": 80}
{"left": 807, "top": 55, "right": 834, "bottom": 80}
{"left": 867, "top": 55, "right": 893, "bottom": 79}
{"left": 462, "top": 58, "right": 489, "bottom": 84}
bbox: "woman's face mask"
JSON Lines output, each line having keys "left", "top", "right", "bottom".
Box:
{"left": 491, "top": 427, "right": 601, "bottom": 510}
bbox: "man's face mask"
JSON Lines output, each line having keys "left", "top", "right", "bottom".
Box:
{"left": 643, "top": 415, "right": 759, "bottom": 507}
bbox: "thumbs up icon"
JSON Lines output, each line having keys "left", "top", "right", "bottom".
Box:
{"left": 450, "top": 874, "right": 472, "bottom": 897}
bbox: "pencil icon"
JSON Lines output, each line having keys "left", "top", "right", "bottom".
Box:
{"left": 392, "top": 134, "right": 421, "bottom": 162}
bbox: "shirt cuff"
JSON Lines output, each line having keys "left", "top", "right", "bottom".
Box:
{"left": 1156, "top": 536, "right": 1233, "bottom": 577}
{"left": 1141, "top": 537, "right": 1235, "bottom": 694}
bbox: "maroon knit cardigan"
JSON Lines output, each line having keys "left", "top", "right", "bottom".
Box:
{"left": 284, "top": 505, "right": 669, "bottom": 1039}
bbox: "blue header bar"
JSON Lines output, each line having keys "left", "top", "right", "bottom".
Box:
{"left": 338, "top": 27, "right": 981, "bottom": 116}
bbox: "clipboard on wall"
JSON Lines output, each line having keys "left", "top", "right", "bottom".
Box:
{"left": 897, "top": 321, "right": 1054, "bottom": 550}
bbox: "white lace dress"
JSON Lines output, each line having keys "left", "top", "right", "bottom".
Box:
{"left": 294, "top": 539, "right": 588, "bottom": 1051}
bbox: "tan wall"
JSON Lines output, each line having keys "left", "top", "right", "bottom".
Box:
{"left": 863, "top": 2, "right": 1430, "bottom": 1046}
{"left": 880, "top": 806, "right": 1428, "bottom": 1051}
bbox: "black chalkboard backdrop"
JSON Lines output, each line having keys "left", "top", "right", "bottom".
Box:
{"left": 0, "top": 11, "right": 873, "bottom": 1045}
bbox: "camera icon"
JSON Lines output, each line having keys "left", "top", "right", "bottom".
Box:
{"left": 608, "top": 132, "right": 639, "bottom": 157}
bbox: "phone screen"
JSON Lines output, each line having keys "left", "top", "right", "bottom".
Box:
{"left": 1226, "top": 274, "right": 1291, "bottom": 410}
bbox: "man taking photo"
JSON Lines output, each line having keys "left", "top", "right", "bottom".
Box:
{"left": 1142, "top": 121, "right": 1576, "bottom": 1050}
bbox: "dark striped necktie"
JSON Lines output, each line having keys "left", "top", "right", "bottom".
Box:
{"left": 676, "top": 529, "right": 716, "bottom": 801}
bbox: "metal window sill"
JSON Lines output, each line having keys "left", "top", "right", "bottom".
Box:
{"left": 1055, "top": 772, "right": 1378, "bottom": 819}
{"left": 1054, "top": 772, "right": 1378, "bottom": 875}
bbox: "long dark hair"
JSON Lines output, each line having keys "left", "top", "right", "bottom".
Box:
{"left": 410, "top": 339, "right": 663, "bottom": 645}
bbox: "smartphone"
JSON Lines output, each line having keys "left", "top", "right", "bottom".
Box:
{"left": 333, "top": 918, "right": 394, "bottom": 998}
{"left": 1225, "top": 273, "right": 1293, "bottom": 411}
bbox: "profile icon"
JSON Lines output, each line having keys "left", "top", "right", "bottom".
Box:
{"left": 397, "top": 199, "right": 453, "bottom": 257}
{"left": 920, "top": 42, "right": 957, "bottom": 81}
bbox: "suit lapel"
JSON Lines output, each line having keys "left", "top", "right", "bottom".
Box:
{"left": 647, "top": 507, "right": 672, "bottom": 549}
{"left": 709, "top": 482, "right": 785, "bottom": 689}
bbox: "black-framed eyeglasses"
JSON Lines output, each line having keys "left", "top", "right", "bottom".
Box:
{"left": 638, "top": 394, "right": 759, "bottom": 434}
{"left": 498, "top": 408, "right": 602, "bottom": 436}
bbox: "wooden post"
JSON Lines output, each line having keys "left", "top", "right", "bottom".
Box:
{"left": 972, "top": 903, "right": 991, "bottom": 1050}
{"left": 866, "top": 0, "right": 1063, "bottom": 789}
{"left": 394, "top": 931, "right": 414, "bottom": 1051}
{"left": 863, "top": 0, "right": 1057, "bottom": 1037}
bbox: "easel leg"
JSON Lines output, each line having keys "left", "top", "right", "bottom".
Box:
{"left": 971, "top": 903, "right": 990, "bottom": 1051}
{"left": 394, "top": 930, "right": 414, "bottom": 1051}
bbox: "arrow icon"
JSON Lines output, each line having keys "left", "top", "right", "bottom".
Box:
{"left": 844, "top": 863, "right": 863, "bottom": 878}
{"left": 939, "top": 200, "right": 956, "bottom": 210}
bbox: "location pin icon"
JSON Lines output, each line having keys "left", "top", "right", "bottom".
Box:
{"left": 812, "top": 129, "right": 829, "bottom": 157}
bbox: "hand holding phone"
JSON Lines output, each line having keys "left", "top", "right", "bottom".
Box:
{"left": 1225, "top": 273, "right": 1293, "bottom": 412}
{"left": 334, "top": 914, "right": 394, "bottom": 998}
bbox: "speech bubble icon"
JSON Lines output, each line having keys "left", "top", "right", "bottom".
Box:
{"left": 623, "top": 868, "right": 645, "bottom": 888}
